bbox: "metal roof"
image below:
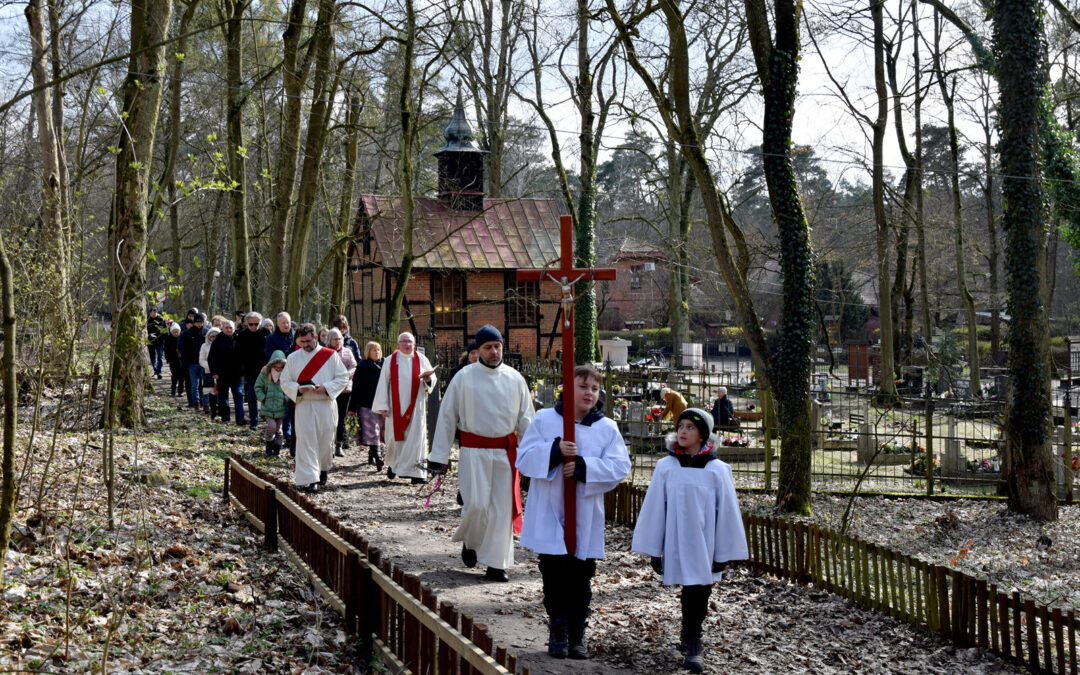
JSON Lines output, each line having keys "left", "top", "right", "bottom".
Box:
{"left": 358, "top": 195, "right": 565, "bottom": 270}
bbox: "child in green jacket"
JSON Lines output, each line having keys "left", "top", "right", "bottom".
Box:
{"left": 255, "top": 350, "right": 288, "bottom": 456}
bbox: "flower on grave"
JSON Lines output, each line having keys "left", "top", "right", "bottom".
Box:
{"left": 1072, "top": 455, "right": 1080, "bottom": 472}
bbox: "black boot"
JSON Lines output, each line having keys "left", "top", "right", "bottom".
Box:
{"left": 334, "top": 443, "right": 345, "bottom": 458}
{"left": 547, "top": 618, "right": 568, "bottom": 659}
{"left": 272, "top": 438, "right": 283, "bottom": 457}
{"left": 461, "top": 545, "right": 477, "bottom": 568}
{"left": 366, "top": 446, "right": 376, "bottom": 465}
{"left": 568, "top": 620, "right": 588, "bottom": 659}
{"left": 264, "top": 441, "right": 274, "bottom": 457}
{"left": 683, "top": 636, "right": 704, "bottom": 672}
{"left": 319, "top": 470, "right": 328, "bottom": 486}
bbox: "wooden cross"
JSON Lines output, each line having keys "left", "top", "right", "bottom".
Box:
{"left": 517, "top": 214, "right": 617, "bottom": 556}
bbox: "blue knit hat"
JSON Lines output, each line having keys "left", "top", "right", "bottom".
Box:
{"left": 475, "top": 324, "right": 503, "bottom": 347}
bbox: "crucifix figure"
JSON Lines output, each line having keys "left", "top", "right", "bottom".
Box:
{"left": 517, "top": 214, "right": 617, "bottom": 555}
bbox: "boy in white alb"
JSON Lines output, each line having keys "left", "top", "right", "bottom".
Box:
{"left": 631, "top": 408, "right": 748, "bottom": 673}
{"left": 517, "top": 365, "right": 630, "bottom": 660}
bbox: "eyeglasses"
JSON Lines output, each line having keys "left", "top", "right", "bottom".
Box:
{"left": 247, "top": 322, "right": 259, "bottom": 327}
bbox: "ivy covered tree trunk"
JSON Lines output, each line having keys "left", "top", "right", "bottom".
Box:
{"left": 108, "top": 0, "right": 173, "bottom": 428}
{"left": 992, "top": 0, "right": 1057, "bottom": 521}
{"left": 744, "top": 0, "right": 814, "bottom": 515}
{"left": 574, "top": 0, "right": 599, "bottom": 364}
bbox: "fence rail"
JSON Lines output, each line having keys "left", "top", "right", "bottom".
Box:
{"left": 605, "top": 481, "right": 1079, "bottom": 675}
{"left": 225, "top": 455, "right": 521, "bottom": 675}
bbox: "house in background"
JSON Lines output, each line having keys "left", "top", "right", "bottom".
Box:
{"left": 347, "top": 97, "right": 568, "bottom": 358}
{"left": 595, "top": 236, "right": 670, "bottom": 330}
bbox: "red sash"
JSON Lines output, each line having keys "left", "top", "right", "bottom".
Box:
{"left": 297, "top": 346, "right": 335, "bottom": 384}
{"left": 460, "top": 431, "right": 523, "bottom": 535}
{"left": 390, "top": 350, "right": 421, "bottom": 442}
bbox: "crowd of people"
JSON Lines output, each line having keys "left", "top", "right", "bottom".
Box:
{"left": 148, "top": 310, "right": 748, "bottom": 673}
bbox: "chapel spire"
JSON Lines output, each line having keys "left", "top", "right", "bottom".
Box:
{"left": 435, "top": 88, "right": 487, "bottom": 211}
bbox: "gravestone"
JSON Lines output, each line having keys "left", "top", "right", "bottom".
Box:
{"left": 942, "top": 416, "right": 964, "bottom": 476}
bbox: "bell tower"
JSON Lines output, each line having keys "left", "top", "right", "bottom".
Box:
{"left": 434, "top": 90, "right": 487, "bottom": 211}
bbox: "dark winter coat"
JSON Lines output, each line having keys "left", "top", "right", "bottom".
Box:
{"left": 164, "top": 333, "right": 182, "bottom": 366}
{"left": 179, "top": 325, "right": 207, "bottom": 366}
{"left": 264, "top": 328, "right": 294, "bottom": 362}
{"left": 147, "top": 314, "right": 167, "bottom": 347}
{"left": 208, "top": 333, "right": 241, "bottom": 384}
{"left": 348, "top": 357, "right": 383, "bottom": 411}
{"left": 341, "top": 332, "right": 361, "bottom": 364}
{"left": 235, "top": 326, "right": 269, "bottom": 379}
{"left": 711, "top": 396, "right": 737, "bottom": 430}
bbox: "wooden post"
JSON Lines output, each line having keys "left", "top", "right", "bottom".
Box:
{"left": 438, "top": 600, "right": 458, "bottom": 675}
{"left": 263, "top": 485, "right": 277, "bottom": 552}
{"left": 1026, "top": 599, "right": 1039, "bottom": 671}
{"left": 344, "top": 550, "right": 359, "bottom": 636}
{"left": 1054, "top": 607, "right": 1066, "bottom": 675}
{"left": 359, "top": 561, "right": 375, "bottom": 665}
{"left": 1067, "top": 609, "right": 1077, "bottom": 675}
{"left": 1042, "top": 605, "right": 1052, "bottom": 675}
{"left": 223, "top": 456, "right": 231, "bottom": 503}
{"left": 1014, "top": 591, "right": 1023, "bottom": 661}
{"left": 925, "top": 394, "right": 934, "bottom": 496}
{"left": 999, "top": 591, "right": 1011, "bottom": 658}
{"left": 976, "top": 578, "right": 988, "bottom": 649}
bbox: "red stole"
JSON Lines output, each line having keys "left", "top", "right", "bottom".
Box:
{"left": 389, "top": 350, "right": 421, "bottom": 442}
{"left": 459, "top": 432, "right": 523, "bottom": 535}
{"left": 297, "top": 346, "right": 335, "bottom": 383}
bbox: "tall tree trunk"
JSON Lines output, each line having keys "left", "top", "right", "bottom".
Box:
{"left": 25, "top": 0, "right": 72, "bottom": 336}
{"left": 668, "top": 156, "right": 693, "bottom": 353}
{"left": 46, "top": 0, "right": 72, "bottom": 308}
{"left": 164, "top": 1, "right": 199, "bottom": 312}
{"left": 984, "top": 119, "right": 1001, "bottom": 362}
{"left": 0, "top": 235, "right": 15, "bottom": 585}
{"left": 872, "top": 0, "right": 897, "bottom": 399}
{"left": 285, "top": 0, "right": 336, "bottom": 317}
{"left": 108, "top": 0, "right": 174, "bottom": 428}
{"left": 574, "top": 0, "right": 599, "bottom": 364}
{"left": 915, "top": 0, "right": 930, "bottom": 343}
{"left": 225, "top": 0, "right": 252, "bottom": 311}
{"left": 268, "top": 0, "right": 311, "bottom": 310}
{"left": 386, "top": 0, "right": 417, "bottom": 337}
{"left": 329, "top": 88, "right": 362, "bottom": 319}
{"left": 992, "top": 0, "right": 1057, "bottom": 521}
{"left": 743, "top": 0, "right": 815, "bottom": 515}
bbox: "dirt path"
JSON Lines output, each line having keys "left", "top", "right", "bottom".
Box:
{"left": 251, "top": 448, "right": 1022, "bottom": 674}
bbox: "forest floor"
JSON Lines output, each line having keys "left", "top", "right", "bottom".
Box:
{"left": 2, "top": 377, "right": 1071, "bottom": 673}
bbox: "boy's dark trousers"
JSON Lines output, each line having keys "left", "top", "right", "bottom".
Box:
{"left": 680, "top": 584, "right": 711, "bottom": 640}
{"left": 538, "top": 554, "right": 596, "bottom": 627}
{"left": 169, "top": 362, "right": 186, "bottom": 396}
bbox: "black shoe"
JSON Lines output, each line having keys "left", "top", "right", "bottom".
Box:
{"left": 568, "top": 621, "right": 588, "bottom": 659}
{"left": 484, "top": 567, "right": 508, "bottom": 582}
{"left": 319, "top": 471, "right": 328, "bottom": 486}
{"left": 236, "top": 418, "right": 247, "bottom": 427}
{"left": 156, "top": 373, "right": 162, "bottom": 380}
{"left": 410, "top": 477, "right": 425, "bottom": 484}
{"left": 683, "top": 637, "right": 703, "bottom": 673}
{"left": 289, "top": 445, "right": 296, "bottom": 459}
{"left": 265, "top": 441, "right": 274, "bottom": 457}
{"left": 386, "top": 468, "right": 395, "bottom": 479}
{"left": 547, "top": 618, "right": 568, "bottom": 659}
{"left": 341, "top": 440, "right": 351, "bottom": 450}
{"left": 375, "top": 458, "right": 384, "bottom": 471}
{"left": 299, "top": 483, "right": 318, "bottom": 494}
{"left": 249, "top": 421, "right": 258, "bottom": 431}
{"left": 461, "top": 545, "right": 477, "bottom": 568}
{"left": 456, "top": 490, "right": 464, "bottom": 506}
{"left": 334, "top": 444, "right": 345, "bottom": 458}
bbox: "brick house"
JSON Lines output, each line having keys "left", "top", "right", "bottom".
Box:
{"left": 595, "top": 236, "right": 670, "bottom": 330}
{"left": 347, "top": 98, "right": 568, "bottom": 358}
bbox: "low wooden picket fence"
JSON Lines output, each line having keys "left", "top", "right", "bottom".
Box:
{"left": 606, "top": 481, "right": 1079, "bottom": 674}
{"left": 224, "top": 454, "right": 526, "bottom": 675}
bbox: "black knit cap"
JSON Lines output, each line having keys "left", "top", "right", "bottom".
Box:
{"left": 475, "top": 324, "right": 503, "bottom": 346}
{"left": 677, "top": 407, "right": 714, "bottom": 443}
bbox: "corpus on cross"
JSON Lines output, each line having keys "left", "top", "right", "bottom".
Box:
{"left": 516, "top": 214, "right": 616, "bottom": 555}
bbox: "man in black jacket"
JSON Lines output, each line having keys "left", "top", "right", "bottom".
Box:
{"left": 209, "top": 319, "right": 244, "bottom": 424}
{"left": 235, "top": 311, "right": 269, "bottom": 429}
{"left": 147, "top": 307, "right": 167, "bottom": 379}
{"left": 179, "top": 313, "right": 208, "bottom": 409}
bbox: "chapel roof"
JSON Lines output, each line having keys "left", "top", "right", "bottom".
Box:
{"left": 357, "top": 195, "right": 565, "bottom": 271}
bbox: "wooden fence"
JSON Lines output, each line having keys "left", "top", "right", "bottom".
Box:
{"left": 224, "top": 454, "right": 525, "bottom": 675}
{"left": 606, "top": 481, "right": 1079, "bottom": 674}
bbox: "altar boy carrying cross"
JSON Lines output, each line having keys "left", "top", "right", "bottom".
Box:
{"left": 515, "top": 215, "right": 630, "bottom": 659}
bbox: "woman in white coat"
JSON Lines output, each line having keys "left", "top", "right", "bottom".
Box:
{"left": 631, "top": 408, "right": 748, "bottom": 673}
{"left": 517, "top": 365, "right": 630, "bottom": 660}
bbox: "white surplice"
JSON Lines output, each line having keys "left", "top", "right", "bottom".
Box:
{"left": 516, "top": 406, "right": 630, "bottom": 560}
{"left": 430, "top": 362, "right": 534, "bottom": 570}
{"left": 630, "top": 437, "right": 749, "bottom": 586}
{"left": 280, "top": 347, "right": 350, "bottom": 487}
{"left": 371, "top": 350, "right": 435, "bottom": 479}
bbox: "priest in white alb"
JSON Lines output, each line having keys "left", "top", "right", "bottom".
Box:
{"left": 428, "top": 324, "right": 534, "bottom": 582}
{"left": 371, "top": 332, "right": 436, "bottom": 484}
{"left": 280, "top": 323, "right": 350, "bottom": 494}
